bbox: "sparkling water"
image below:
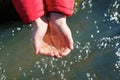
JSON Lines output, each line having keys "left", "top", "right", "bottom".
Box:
{"left": 0, "top": 0, "right": 120, "bottom": 80}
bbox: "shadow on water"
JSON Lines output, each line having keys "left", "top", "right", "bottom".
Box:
{"left": 0, "top": 0, "right": 120, "bottom": 80}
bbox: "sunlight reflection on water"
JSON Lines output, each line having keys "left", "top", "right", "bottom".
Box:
{"left": 0, "top": 0, "right": 120, "bottom": 80}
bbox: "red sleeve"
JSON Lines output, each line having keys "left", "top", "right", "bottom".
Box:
{"left": 12, "top": 0, "right": 45, "bottom": 23}
{"left": 12, "top": 0, "right": 74, "bottom": 23}
{"left": 45, "top": 0, "right": 74, "bottom": 16}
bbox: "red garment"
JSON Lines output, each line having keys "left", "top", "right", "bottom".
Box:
{"left": 12, "top": 0, "right": 74, "bottom": 23}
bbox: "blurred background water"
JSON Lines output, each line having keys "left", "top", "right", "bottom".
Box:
{"left": 0, "top": 0, "right": 120, "bottom": 80}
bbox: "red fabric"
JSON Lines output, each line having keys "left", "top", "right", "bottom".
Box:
{"left": 45, "top": 0, "right": 74, "bottom": 16}
{"left": 12, "top": 0, "right": 45, "bottom": 23}
{"left": 12, "top": 0, "right": 74, "bottom": 23}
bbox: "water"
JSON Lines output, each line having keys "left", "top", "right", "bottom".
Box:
{"left": 0, "top": 0, "right": 120, "bottom": 80}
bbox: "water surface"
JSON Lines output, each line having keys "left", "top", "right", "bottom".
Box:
{"left": 0, "top": 0, "right": 120, "bottom": 80}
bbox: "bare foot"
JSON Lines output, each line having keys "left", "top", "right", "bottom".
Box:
{"left": 49, "top": 13, "right": 74, "bottom": 58}
{"left": 32, "top": 17, "right": 58, "bottom": 57}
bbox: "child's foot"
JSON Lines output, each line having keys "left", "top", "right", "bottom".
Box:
{"left": 49, "top": 13, "right": 74, "bottom": 58}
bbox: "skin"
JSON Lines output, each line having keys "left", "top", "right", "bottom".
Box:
{"left": 32, "top": 12, "right": 74, "bottom": 58}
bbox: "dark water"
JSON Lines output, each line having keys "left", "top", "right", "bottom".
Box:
{"left": 0, "top": 0, "right": 120, "bottom": 80}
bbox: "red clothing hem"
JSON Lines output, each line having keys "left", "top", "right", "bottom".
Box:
{"left": 12, "top": 0, "right": 74, "bottom": 23}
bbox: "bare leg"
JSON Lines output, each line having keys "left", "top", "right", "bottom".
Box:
{"left": 49, "top": 13, "right": 74, "bottom": 58}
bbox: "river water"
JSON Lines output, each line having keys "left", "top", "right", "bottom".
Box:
{"left": 0, "top": 0, "right": 120, "bottom": 80}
